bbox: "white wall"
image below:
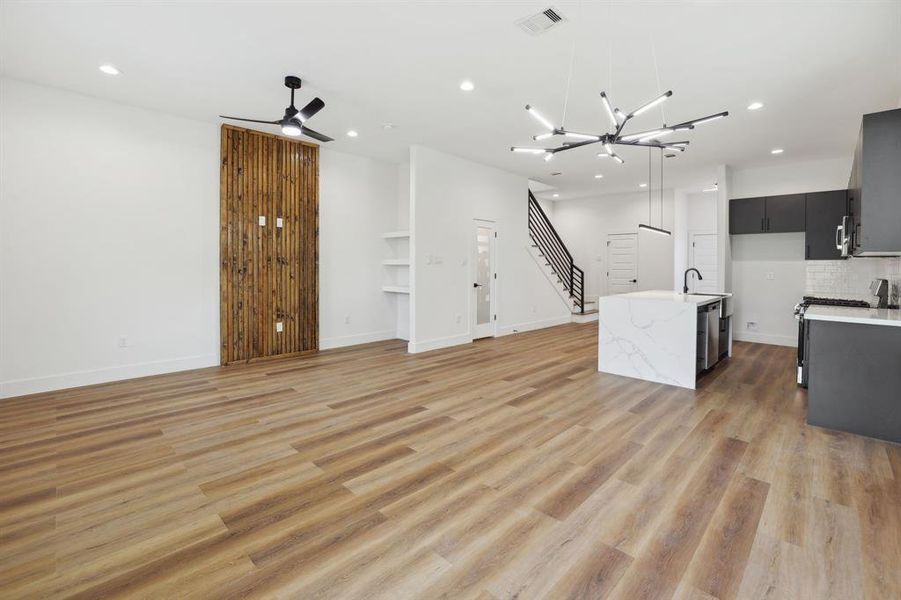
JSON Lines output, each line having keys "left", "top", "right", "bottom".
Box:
{"left": 1, "top": 78, "right": 404, "bottom": 397}
{"left": 551, "top": 190, "right": 675, "bottom": 298}
{"left": 728, "top": 156, "right": 851, "bottom": 346}
{"left": 409, "top": 145, "right": 570, "bottom": 352}
{"left": 1, "top": 78, "right": 219, "bottom": 397}
{"left": 319, "top": 149, "right": 399, "bottom": 349}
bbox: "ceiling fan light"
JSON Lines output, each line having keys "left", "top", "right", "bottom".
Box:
{"left": 281, "top": 120, "right": 302, "bottom": 136}
{"left": 614, "top": 109, "right": 627, "bottom": 122}
{"left": 525, "top": 105, "right": 554, "bottom": 130}
{"left": 544, "top": 152, "right": 554, "bottom": 162}
{"left": 603, "top": 142, "right": 614, "bottom": 155}
{"left": 630, "top": 90, "right": 673, "bottom": 117}
{"left": 612, "top": 154, "right": 624, "bottom": 164}
{"left": 597, "top": 152, "right": 609, "bottom": 158}
{"left": 533, "top": 132, "right": 554, "bottom": 141}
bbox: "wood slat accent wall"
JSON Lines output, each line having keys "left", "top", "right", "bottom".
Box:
{"left": 220, "top": 124, "right": 319, "bottom": 364}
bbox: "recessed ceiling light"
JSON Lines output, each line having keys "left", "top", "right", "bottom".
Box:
{"left": 771, "top": 148, "right": 784, "bottom": 154}
{"left": 594, "top": 174, "right": 604, "bottom": 179}
{"left": 99, "top": 64, "right": 120, "bottom": 76}
{"left": 747, "top": 101, "right": 764, "bottom": 111}
{"left": 639, "top": 183, "right": 648, "bottom": 188}
{"left": 703, "top": 185, "right": 718, "bottom": 192}
{"left": 382, "top": 123, "right": 396, "bottom": 130}
{"left": 459, "top": 80, "right": 475, "bottom": 92}
{"left": 346, "top": 130, "right": 359, "bottom": 138}
{"left": 552, "top": 193, "right": 559, "bottom": 198}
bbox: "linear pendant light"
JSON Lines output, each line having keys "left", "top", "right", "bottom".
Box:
{"left": 638, "top": 147, "right": 671, "bottom": 236}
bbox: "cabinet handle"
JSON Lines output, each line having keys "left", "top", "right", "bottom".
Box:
{"left": 806, "top": 245, "right": 810, "bottom": 259}
{"left": 766, "top": 217, "right": 770, "bottom": 231}
{"left": 761, "top": 217, "right": 765, "bottom": 232}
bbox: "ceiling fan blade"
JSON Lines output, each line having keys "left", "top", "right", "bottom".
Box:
{"left": 219, "top": 116, "right": 281, "bottom": 125}
{"left": 297, "top": 97, "right": 325, "bottom": 121}
{"left": 301, "top": 126, "right": 334, "bottom": 142}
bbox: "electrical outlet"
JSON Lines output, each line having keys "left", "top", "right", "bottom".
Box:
{"left": 276, "top": 217, "right": 284, "bottom": 228}
{"left": 118, "top": 335, "right": 128, "bottom": 348}
{"left": 276, "top": 321, "right": 284, "bottom": 333}
{"left": 258, "top": 215, "right": 266, "bottom": 226}
{"left": 455, "top": 314, "right": 462, "bottom": 324}
{"left": 344, "top": 315, "right": 350, "bottom": 325}
{"left": 746, "top": 321, "right": 758, "bottom": 331}
{"left": 766, "top": 272, "right": 775, "bottom": 280}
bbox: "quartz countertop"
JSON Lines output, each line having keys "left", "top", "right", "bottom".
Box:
{"left": 605, "top": 290, "right": 731, "bottom": 306}
{"left": 804, "top": 306, "right": 901, "bottom": 328}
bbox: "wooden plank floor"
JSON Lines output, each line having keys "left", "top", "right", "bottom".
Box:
{"left": 1, "top": 323, "right": 899, "bottom": 599}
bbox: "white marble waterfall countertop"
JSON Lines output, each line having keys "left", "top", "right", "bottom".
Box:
{"left": 597, "top": 290, "right": 732, "bottom": 390}
{"left": 804, "top": 306, "right": 901, "bottom": 328}
{"left": 607, "top": 290, "right": 731, "bottom": 306}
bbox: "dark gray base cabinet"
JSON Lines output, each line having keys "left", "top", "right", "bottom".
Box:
{"left": 807, "top": 319, "right": 901, "bottom": 444}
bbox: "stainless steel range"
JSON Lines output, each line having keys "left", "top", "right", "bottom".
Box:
{"left": 794, "top": 295, "right": 871, "bottom": 387}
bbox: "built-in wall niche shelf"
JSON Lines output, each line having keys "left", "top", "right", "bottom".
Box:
{"left": 382, "top": 285, "right": 411, "bottom": 294}
{"left": 382, "top": 231, "right": 410, "bottom": 239}
{"left": 382, "top": 259, "right": 410, "bottom": 266}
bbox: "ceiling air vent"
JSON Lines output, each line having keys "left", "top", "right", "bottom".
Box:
{"left": 516, "top": 7, "right": 566, "bottom": 36}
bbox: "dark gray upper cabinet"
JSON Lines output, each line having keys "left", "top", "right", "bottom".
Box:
{"left": 851, "top": 108, "right": 901, "bottom": 256}
{"left": 729, "top": 194, "right": 805, "bottom": 234}
{"left": 765, "top": 194, "right": 806, "bottom": 233}
{"left": 805, "top": 190, "right": 848, "bottom": 260}
{"left": 729, "top": 197, "right": 765, "bottom": 234}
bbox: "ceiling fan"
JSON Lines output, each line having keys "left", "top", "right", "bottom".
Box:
{"left": 220, "top": 76, "right": 334, "bottom": 142}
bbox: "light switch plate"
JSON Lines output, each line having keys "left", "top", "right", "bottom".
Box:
{"left": 258, "top": 215, "right": 266, "bottom": 226}
{"left": 276, "top": 321, "right": 283, "bottom": 333}
{"left": 276, "top": 217, "right": 284, "bottom": 228}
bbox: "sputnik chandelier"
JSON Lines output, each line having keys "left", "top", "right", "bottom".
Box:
{"left": 510, "top": 89, "right": 728, "bottom": 163}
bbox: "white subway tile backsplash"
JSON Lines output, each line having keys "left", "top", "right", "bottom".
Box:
{"left": 805, "top": 257, "right": 901, "bottom": 304}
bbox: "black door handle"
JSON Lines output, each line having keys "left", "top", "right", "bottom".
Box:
{"left": 630, "top": 279, "right": 637, "bottom": 283}
{"left": 473, "top": 283, "right": 483, "bottom": 288}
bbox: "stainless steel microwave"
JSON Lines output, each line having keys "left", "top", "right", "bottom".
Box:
{"left": 835, "top": 215, "right": 854, "bottom": 257}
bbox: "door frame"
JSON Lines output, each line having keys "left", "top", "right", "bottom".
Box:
{"left": 471, "top": 219, "right": 497, "bottom": 340}
{"left": 605, "top": 232, "right": 639, "bottom": 295}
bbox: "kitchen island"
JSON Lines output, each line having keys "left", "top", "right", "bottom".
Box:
{"left": 598, "top": 290, "right": 732, "bottom": 390}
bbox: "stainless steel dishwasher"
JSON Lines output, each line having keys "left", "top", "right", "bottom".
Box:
{"left": 696, "top": 301, "right": 721, "bottom": 372}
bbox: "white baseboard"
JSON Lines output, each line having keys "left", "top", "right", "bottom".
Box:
{"left": 496, "top": 314, "right": 573, "bottom": 336}
{"left": 407, "top": 333, "right": 472, "bottom": 354}
{"left": 732, "top": 331, "right": 797, "bottom": 347}
{"left": 320, "top": 329, "right": 396, "bottom": 350}
{"left": 0, "top": 353, "right": 219, "bottom": 400}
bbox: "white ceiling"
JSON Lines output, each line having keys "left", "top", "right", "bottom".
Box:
{"left": 2, "top": 1, "right": 900, "bottom": 200}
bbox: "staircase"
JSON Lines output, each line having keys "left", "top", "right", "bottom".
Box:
{"left": 528, "top": 190, "right": 596, "bottom": 317}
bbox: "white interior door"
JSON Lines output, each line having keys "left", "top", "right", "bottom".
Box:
{"left": 606, "top": 233, "right": 638, "bottom": 294}
{"left": 689, "top": 232, "right": 719, "bottom": 293}
{"left": 472, "top": 221, "right": 496, "bottom": 339}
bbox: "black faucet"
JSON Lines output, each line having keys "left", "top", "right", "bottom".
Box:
{"left": 683, "top": 268, "right": 703, "bottom": 294}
